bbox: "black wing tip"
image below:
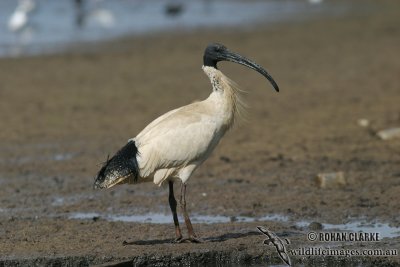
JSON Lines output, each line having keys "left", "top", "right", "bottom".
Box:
{"left": 123, "top": 140, "right": 140, "bottom": 183}
{"left": 93, "top": 154, "right": 112, "bottom": 189}
{"left": 94, "top": 140, "right": 140, "bottom": 187}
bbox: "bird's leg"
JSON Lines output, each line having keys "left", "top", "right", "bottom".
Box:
{"left": 180, "top": 183, "right": 204, "bottom": 243}
{"left": 169, "top": 181, "right": 183, "bottom": 243}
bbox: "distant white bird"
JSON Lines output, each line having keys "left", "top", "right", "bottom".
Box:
{"left": 74, "top": 0, "right": 115, "bottom": 28}
{"left": 8, "top": 0, "right": 36, "bottom": 32}
{"left": 308, "top": 0, "right": 324, "bottom": 4}
{"left": 89, "top": 8, "right": 115, "bottom": 28}
{"left": 94, "top": 43, "right": 279, "bottom": 243}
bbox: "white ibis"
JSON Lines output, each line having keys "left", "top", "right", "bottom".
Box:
{"left": 75, "top": 0, "right": 115, "bottom": 28}
{"left": 8, "top": 0, "right": 36, "bottom": 32}
{"left": 308, "top": 0, "right": 324, "bottom": 4}
{"left": 94, "top": 43, "right": 279, "bottom": 243}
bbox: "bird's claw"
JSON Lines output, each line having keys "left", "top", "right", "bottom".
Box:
{"left": 188, "top": 236, "right": 204, "bottom": 243}
{"left": 172, "top": 236, "right": 184, "bottom": 243}
{"left": 172, "top": 236, "right": 204, "bottom": 243}
{"left": 122, "top": 240, "right": 132, "bottom": 246}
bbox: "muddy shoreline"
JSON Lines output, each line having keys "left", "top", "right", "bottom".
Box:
{"left": 1, "top": 219, "right": 399, "bottom": 266}
{"left": 0, "top": 0, "right": 399, "bottom": 266}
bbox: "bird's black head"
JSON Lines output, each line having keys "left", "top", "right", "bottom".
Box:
{"left": 203, "top": 43, "right": 229, "bottom": 68}
{"left": 203, "top": 43, "right": 279, "bottom": 92}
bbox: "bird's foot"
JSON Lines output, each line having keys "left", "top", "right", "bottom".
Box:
{"left": 172, "top": 236, "right": 204, "bottom": 243}
{"left": 172, "top": 236, "right": 184, "bottom": 243}
{"left": 122, "top": 240, "right": 133, "bottom": 246}
{"left": 187, "top": 235, "right": 204, "bottom": 243}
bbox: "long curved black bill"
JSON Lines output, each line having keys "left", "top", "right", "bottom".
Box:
{"left": 222, "top": 51, "right": 279, "bottom": 92}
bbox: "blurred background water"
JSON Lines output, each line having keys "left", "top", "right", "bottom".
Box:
{"left": 0, "top": 0, "right": 354, "bottom": 58}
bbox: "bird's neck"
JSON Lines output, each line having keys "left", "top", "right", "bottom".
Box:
{"left": 202, "top": 66, "right": 245, "bottom": 129}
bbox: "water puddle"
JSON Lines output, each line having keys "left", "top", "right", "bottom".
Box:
{"left": 68, "top": 212, "right": 400, "bottom": 239}
{"left": 68, "top": 212, "right": 247, "bottom": 224}
{"left": 52, "top": 153, "right": 74, "bottom": 161}
{"left": 0, "top": 0, "right": 356, "bottom": 57}
{"left": 0, "top": 152, "right": 75, "bottom": 165}
{"left": 51, "top": 194, "right": 91, "bottom": 206}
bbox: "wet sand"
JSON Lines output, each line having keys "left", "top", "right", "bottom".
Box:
{"left": 0, "top": 0, "right": 399, "bottom": 266}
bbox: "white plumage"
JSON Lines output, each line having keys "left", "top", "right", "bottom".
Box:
{"left": 94, "top": 43, "right": 279, "bottom": 242}
{"left": 133, "top": 66, "right": 242, "bottom": 186}
{"left": 8, "top": 0, "right": 36, "bottom": 32}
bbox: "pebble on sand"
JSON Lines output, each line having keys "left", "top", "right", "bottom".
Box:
{"left": 377, "top": 127, "right": 400, "bottom": 140}
{"left": 357, "top": 118, "right": 370, "bottom": 127}
{"left": 316, "top": 172, "right": 346, "bottom": 189}
{"left": 308, "top": 221, "right": 323, "bottom": 230}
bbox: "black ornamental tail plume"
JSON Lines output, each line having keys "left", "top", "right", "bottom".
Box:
{"left": 94, "top": 140, "right": 140, "bottom": 189}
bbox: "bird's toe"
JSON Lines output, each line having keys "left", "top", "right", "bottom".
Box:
{"left": 122, "top": 240, "right": 132, "bottom": 246}
{"left": 188, "top": 236, "right": 204, "bottom": 243}
{"left": 172, "top": 236, "right": 184, "bottom": 243}
{"left": 171, "top": 236, "right": 204, "bottom": 243}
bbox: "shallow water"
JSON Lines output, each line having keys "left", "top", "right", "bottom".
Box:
{"left": 68, "top": 212, "right": 400, "bottom": 239}
{"left": 0, "top": 0, "right": 354, "bottom": 57}
{"left": 0, "top": 152, "right": 75, "bottom": 165}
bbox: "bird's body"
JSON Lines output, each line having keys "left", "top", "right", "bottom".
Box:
{"left": 133, "top": 66, "right": 242, "bottom": 186}
{"left": 94, "top": 43, "right": 279, "bottom": 243}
